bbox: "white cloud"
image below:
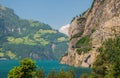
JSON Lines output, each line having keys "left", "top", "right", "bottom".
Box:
{"left": 59, "top": 24, "right": 70, "bottom": 36}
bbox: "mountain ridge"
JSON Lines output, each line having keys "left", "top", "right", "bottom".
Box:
{"left": 0, "top": 5, "right": 68, "bottom": 60}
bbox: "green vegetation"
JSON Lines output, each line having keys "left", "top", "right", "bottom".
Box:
{"left": 76, "top": 35, "right": 91, "bottom": 47}
{"left": 71, "top": 17, "right": 76, "bottom": 23}
{"left": 46, "top": 70, "right": 56, "bottom": 78}
{"left": 8, "top": 58, "right": 75, "bottom": 78}
{"left": 64, "top": 53, "right": 68, "bottom": 56}
{"left": 80, "top": 73, "right": 94, "bottom": 78}
{"left": 34, "top": 69, "right": 45, "bottom": 78}
{"left": 91, "top": 29, "right": 96, "bottom": 33}
{"left": 76, "top": 17, "right": 86, "bottom": 25}
{"left": 92, "top": 38, "right": 120, "bottom": 78}
{"left": 77, "top": 48, "right": 91, "bottom": 55}
{"left": 46, "top": 69, "right": 75, "bottom": 78}
{"left": 101, "top": 0, "right": 105, "bottom": 4}
{"left": 70, "top": 31, "right": 84, "bottom": 40}
{"left": 81, "top": 37, "right": 120, "bottom": 78}
{"left": 0, "top": 48, "right": 4, "bottom": 57}
{"left": 8, "top": 58, "right": 36, "bottom": 78}
{"left": 0, "top": 5, "right": 68, "bottom": 60}
{"left": 76, "top": 35, "right": 92, "bottom": 54}
{"left": 57, "top": 37, "right": 68, "bottom": 42}
{"left": 55, "top": 69, "right": 75, "bottom": 78}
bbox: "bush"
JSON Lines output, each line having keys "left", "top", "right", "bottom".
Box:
{"left": 91, "top": 29, "right": 96, "bottom": 33}
{"left": 76, "top": 35, "right": 91, "bottom": 47}
{"left": 77, "top": 48, "right": 91, "bottom": 55}
{"left": 70, "top": 31, "right": 84, "bottom": 40}
{"left": 80, "top": 73, "right": 95, "bottom": 78}
{"left": 92, "top": 38, "right": 120, "bottom": 78}
{"left": 46, "top": 70, "right": 56, "bottom": 78}
{"left": 76, "top": 35, "right": 92, "bottom": 54}
{"left": 8, "top": 58, "right": 75, "bottom": 78}
{"left": 34, "top": 69, "right": 44, "bottom": 78}
{"left": 56, "top": 69, "right": 75, "bottom": 78}
{"left": 8, "top": 58, "right": 36, "bottom": 78}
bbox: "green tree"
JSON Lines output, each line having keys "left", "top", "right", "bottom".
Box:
{"left": 56, "top": 69, "right": 75, "bottom": 78}
{"left": 46, "top": 70, "right": 56, "bottom": 78}
{"left": 92, "top": 38, "right": 120, "bottom": 78}
{"left": 8, "top": 58, "right": 36, "bottom": 78}
{"left": 34, "top": 69, "right": 44, "bottom": 78}
{"left": 65, "top": 70, "right": 75, "bottom": 78}
{"left": 56, "top": 68, "right": 66, "bottom": 78}
{"left": 105, "top": 56, "right": 120, "bottom": 78}
{"left": 80, "top": 73, "right": 94, "bottom": 78}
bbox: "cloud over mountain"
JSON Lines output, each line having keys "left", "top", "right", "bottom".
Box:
{"left": 59, "top": 24, "right": 70, "bottom": 36}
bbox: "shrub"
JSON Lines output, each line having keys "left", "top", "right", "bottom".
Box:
{"left": 77, "top": 48, "right": 91, "bottom": 55}
{"left": 92, "top": 38, "right": 120, "bottom": 78}
{"left": 75, "top": 35, "right": 92, "bottom": 54}
{"left": 76, "top": 35, "right": 91, "bottom": 47}
{"left": 70, "top": 31, "right": 84, "bottom": 40}
{"left": 8, "top": 58, "right": 36, "bottom": 78}
{"left": 91, "top": 29, "right": 96, "bottom": 33}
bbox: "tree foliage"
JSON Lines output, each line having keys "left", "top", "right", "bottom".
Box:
{"left": 46, "top": 69, "right": 75, "bottom": 78}
{"left": 0, "top": 5, "right": 68, "bottom": 60}
{"left": 46, "top": 70, "right": 56, "bottom": 78}
{"left": 8, "top": 58, "right": 36, "bottom": 78}
{"left": 33, "top": 69, "right": 44, "bottom": 78}
{"left": 8, "top": 58, "right": 75, "bottom": 78}
{"left": 88, "top": 38, "right": 120, "bottom": 78}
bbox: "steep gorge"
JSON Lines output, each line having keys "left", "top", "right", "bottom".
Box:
{"left": 60, "top": 0, "right": 120, "bottom": 67}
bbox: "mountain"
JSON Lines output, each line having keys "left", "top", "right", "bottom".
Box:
{"left": 59, "top": 24, "right": 70, "bottom": 36}
{"left": 61, "top": 0, "right": 120, "bottom": 68}
{"left": 0, "top": 5, "right": 68, "bottom": 60}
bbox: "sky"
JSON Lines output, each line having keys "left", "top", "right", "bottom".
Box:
{"left": 0, "top": 0, "right": 93, "bottom": 29}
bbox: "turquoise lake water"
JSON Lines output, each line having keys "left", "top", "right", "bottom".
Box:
{"left": 0, "top": 60, "right": 91, "bottom": 78}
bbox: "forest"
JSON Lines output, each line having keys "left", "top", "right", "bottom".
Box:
{"left": 0, "top": 5, "right": 68, "bottom": 60}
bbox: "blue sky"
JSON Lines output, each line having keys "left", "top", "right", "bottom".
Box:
{"left": 0, "top": 0, "right": 93, "bottom": 29}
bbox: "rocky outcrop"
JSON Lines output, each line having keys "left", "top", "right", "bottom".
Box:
{"left": 60, "top": 0, "right": 120, "bottom": 67}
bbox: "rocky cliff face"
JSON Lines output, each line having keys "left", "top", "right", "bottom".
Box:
{"left": 60, "top": 0, "right": 120, "bottom": 67}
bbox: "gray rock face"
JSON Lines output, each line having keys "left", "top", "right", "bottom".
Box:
{"left": 60, "top": 0, "right": 120, "bottom": 67}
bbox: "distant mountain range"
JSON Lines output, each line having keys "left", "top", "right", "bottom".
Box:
{"left": 0, "top": 5, "right": 68, "bottom": 60}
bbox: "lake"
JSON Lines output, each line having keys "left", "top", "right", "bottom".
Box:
{"left": 0, "top": 60, "right": 91, "bottom": 78}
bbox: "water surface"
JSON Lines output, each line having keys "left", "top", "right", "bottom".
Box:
{"left": 0, "top": 60, "right": 91, "bottom": 78}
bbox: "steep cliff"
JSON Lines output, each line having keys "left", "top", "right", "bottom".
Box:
{"left": 61, "top": 0, "right": 120, "bottom": 67}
